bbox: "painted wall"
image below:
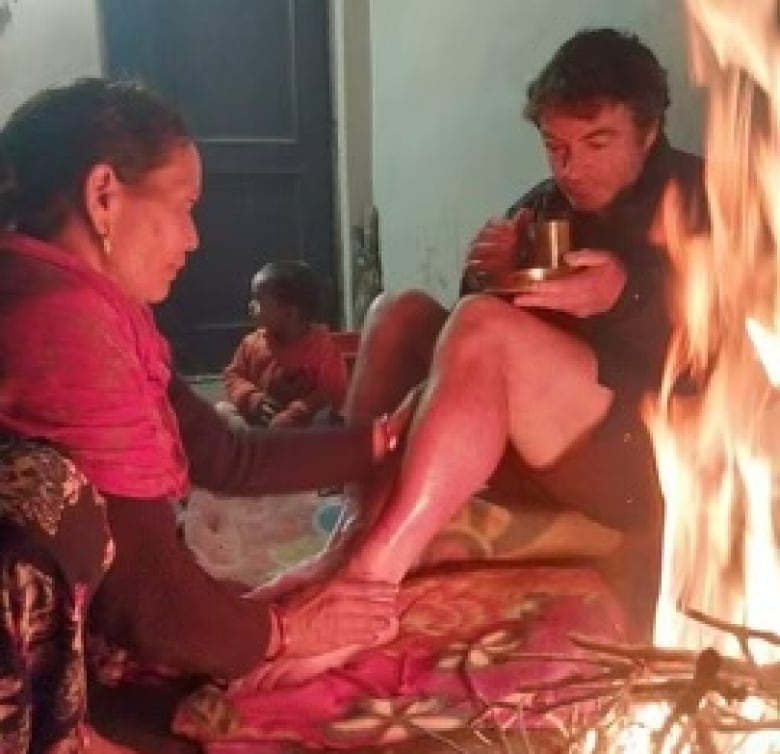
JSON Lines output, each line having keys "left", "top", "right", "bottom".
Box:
{"left": 0, "top": 0, "right": 101, "bottom": 121}
{"left": 331, "top": 0, "right": 374, "bottom": 326}
{"left": 370, "top": 0, "right": 705, "bottom": 303}
{"left": 0, "top": 1, "right": 706, "bottom": 315}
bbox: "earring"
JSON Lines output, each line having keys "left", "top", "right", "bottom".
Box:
{"left": 100, "top": 233, "right": 112, "bottom": 258}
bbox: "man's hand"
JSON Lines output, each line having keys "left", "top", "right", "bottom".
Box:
{"left": 512, "top": 248, "right": 627, "bottom": 318}
{"left": 463, "top": 209, "right": 532, "bottom": 289}
{"left": 276, "top": 577, "right": 399, "bottom": 658}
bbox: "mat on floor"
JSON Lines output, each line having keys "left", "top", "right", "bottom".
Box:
{"left": 173, "top": 565, "right": 626, "bottom": 752}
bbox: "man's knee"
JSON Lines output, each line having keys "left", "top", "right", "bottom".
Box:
{"left": 363, "top": 289, "right": 447, "bottom": 354}
{"left": 366, "top": 289, "right": 445, "bottom": 329}
{"left": 445, "top": 294, "right": 541, "bottom": 351}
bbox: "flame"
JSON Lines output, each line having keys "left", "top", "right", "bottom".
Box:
{"left": 647, "top": 0, "right": 780, "bottom": 712}
{"left": 747, "top": 318, "right": 780, "bottom": 386}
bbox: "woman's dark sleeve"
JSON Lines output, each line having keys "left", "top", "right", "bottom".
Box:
{"left": 169, "top": 375, "right": 375, "bottom": 495}
{"left": 89, "top": 495, "right": 271, "bottom": 679}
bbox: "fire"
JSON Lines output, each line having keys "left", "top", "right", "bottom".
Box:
{"left": 651, "top": 0, "right": 780, "bottom": 658}
{"left": 747, "top": 318, "right": 780, "bottom": 386}
{"left": 640, "top": 0, "right": 780, "bottom": 746}
{"left": 520, "top": 4, "right": 780, "bottom": 750}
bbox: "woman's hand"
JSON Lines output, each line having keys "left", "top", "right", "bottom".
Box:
{"left": 512, "top": 248, "right": 627, "bottom": 318}
{"left": 275, "top": 577, "right": 398, "bottom": 658}
{"left": 372, "top": 382, "right": 424, "bottom": 460}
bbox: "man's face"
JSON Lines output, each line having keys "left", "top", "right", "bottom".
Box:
{"left": 538, "top": 102, "right": 658, "bottom": 213}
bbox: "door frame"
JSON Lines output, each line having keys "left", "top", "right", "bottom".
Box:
{"left": 329, "top": 0, "right": 374, "bottom": 329}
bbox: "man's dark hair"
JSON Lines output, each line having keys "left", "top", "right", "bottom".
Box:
{"left": 252, "top": 260, "right": 321, "bottom": 321}
{"left": 524, "top": 28, "right": 670, "bottom": 130}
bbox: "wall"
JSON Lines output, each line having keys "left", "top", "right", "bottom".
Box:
{"left": 331, "top": 0, "right": 374, "bottom": 327}
{"left": 0, "top": 1, "right": 707, "bottom": 317}
{"left": 0, "top": 0, "right": 101, "bottom": 121}
{"left": 370, "top": 0, "right": 705, "bottom": 303}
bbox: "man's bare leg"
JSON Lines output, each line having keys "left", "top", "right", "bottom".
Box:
{"left": 345, "top": 294, "right": 613, "bottom": 584}
{"left": 254, "top": 292, "right": 451, "bottom": 686}
{"left": 343, "top": 290, "right": 449, "bottom": 527}
{"left": 345, "top": 290, "right": 448, "bottom": 422}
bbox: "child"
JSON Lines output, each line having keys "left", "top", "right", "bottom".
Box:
{"left": 218, "top": 260, "right": 348, "bottom": 427}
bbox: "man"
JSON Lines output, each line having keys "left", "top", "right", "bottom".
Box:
{"left": 340, "top": 29, "right": 705, "bottom": 638}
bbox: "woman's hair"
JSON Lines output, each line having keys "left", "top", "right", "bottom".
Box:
{"left": 524, "top": 28, "right": 670, "bottom": 130}
{"left": 0, "top": 77, "right": 190, "bottom": 238}
{"left": 252, "top": 260, "right": 321, "bottom": 322}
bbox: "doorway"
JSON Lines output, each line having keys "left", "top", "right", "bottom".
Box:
{"left": 100, "top": 0, "right": 337, "bottom": 374}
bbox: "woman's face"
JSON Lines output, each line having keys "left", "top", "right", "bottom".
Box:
{"left": 108, "top": 141, "right": 202, "bottom": 304}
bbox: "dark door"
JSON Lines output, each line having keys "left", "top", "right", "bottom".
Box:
{"left": 100, "top": 0, "right": 336, "bottom": 374}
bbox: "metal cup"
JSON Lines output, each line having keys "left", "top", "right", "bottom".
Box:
{"left": 525, "top": 218, "right": 572, "bottom": 270}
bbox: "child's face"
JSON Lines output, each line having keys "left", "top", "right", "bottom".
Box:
{"left": 248, "top": 288, "right": 293, "bottom": 333}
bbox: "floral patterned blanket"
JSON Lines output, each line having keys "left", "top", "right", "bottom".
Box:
{"left": 173, "top": 566, "right": 626, "bottom": 752}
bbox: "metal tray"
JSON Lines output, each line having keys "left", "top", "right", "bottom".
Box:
{"left": 483, "top": 265, "right": 579, "bottom": 294}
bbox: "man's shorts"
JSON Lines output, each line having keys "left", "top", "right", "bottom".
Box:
{"left": 491, "top": 396, "right": 663, "bottom": 534}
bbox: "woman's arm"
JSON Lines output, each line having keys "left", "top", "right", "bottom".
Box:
{"left": 169, "top": 375, "right": 376, "bottom": 496}
{"left": 90, "top": 495, "right": 271, "bottom": 679}
{"left": 90, "top": 494, "right": 399, "bottom": 681}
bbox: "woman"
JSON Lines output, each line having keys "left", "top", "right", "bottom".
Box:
{"left": 0, "top": 436, "right": 141, "bottom": 753}
{"left": 0, "top": 78, "right": 400, "bottom": 752}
